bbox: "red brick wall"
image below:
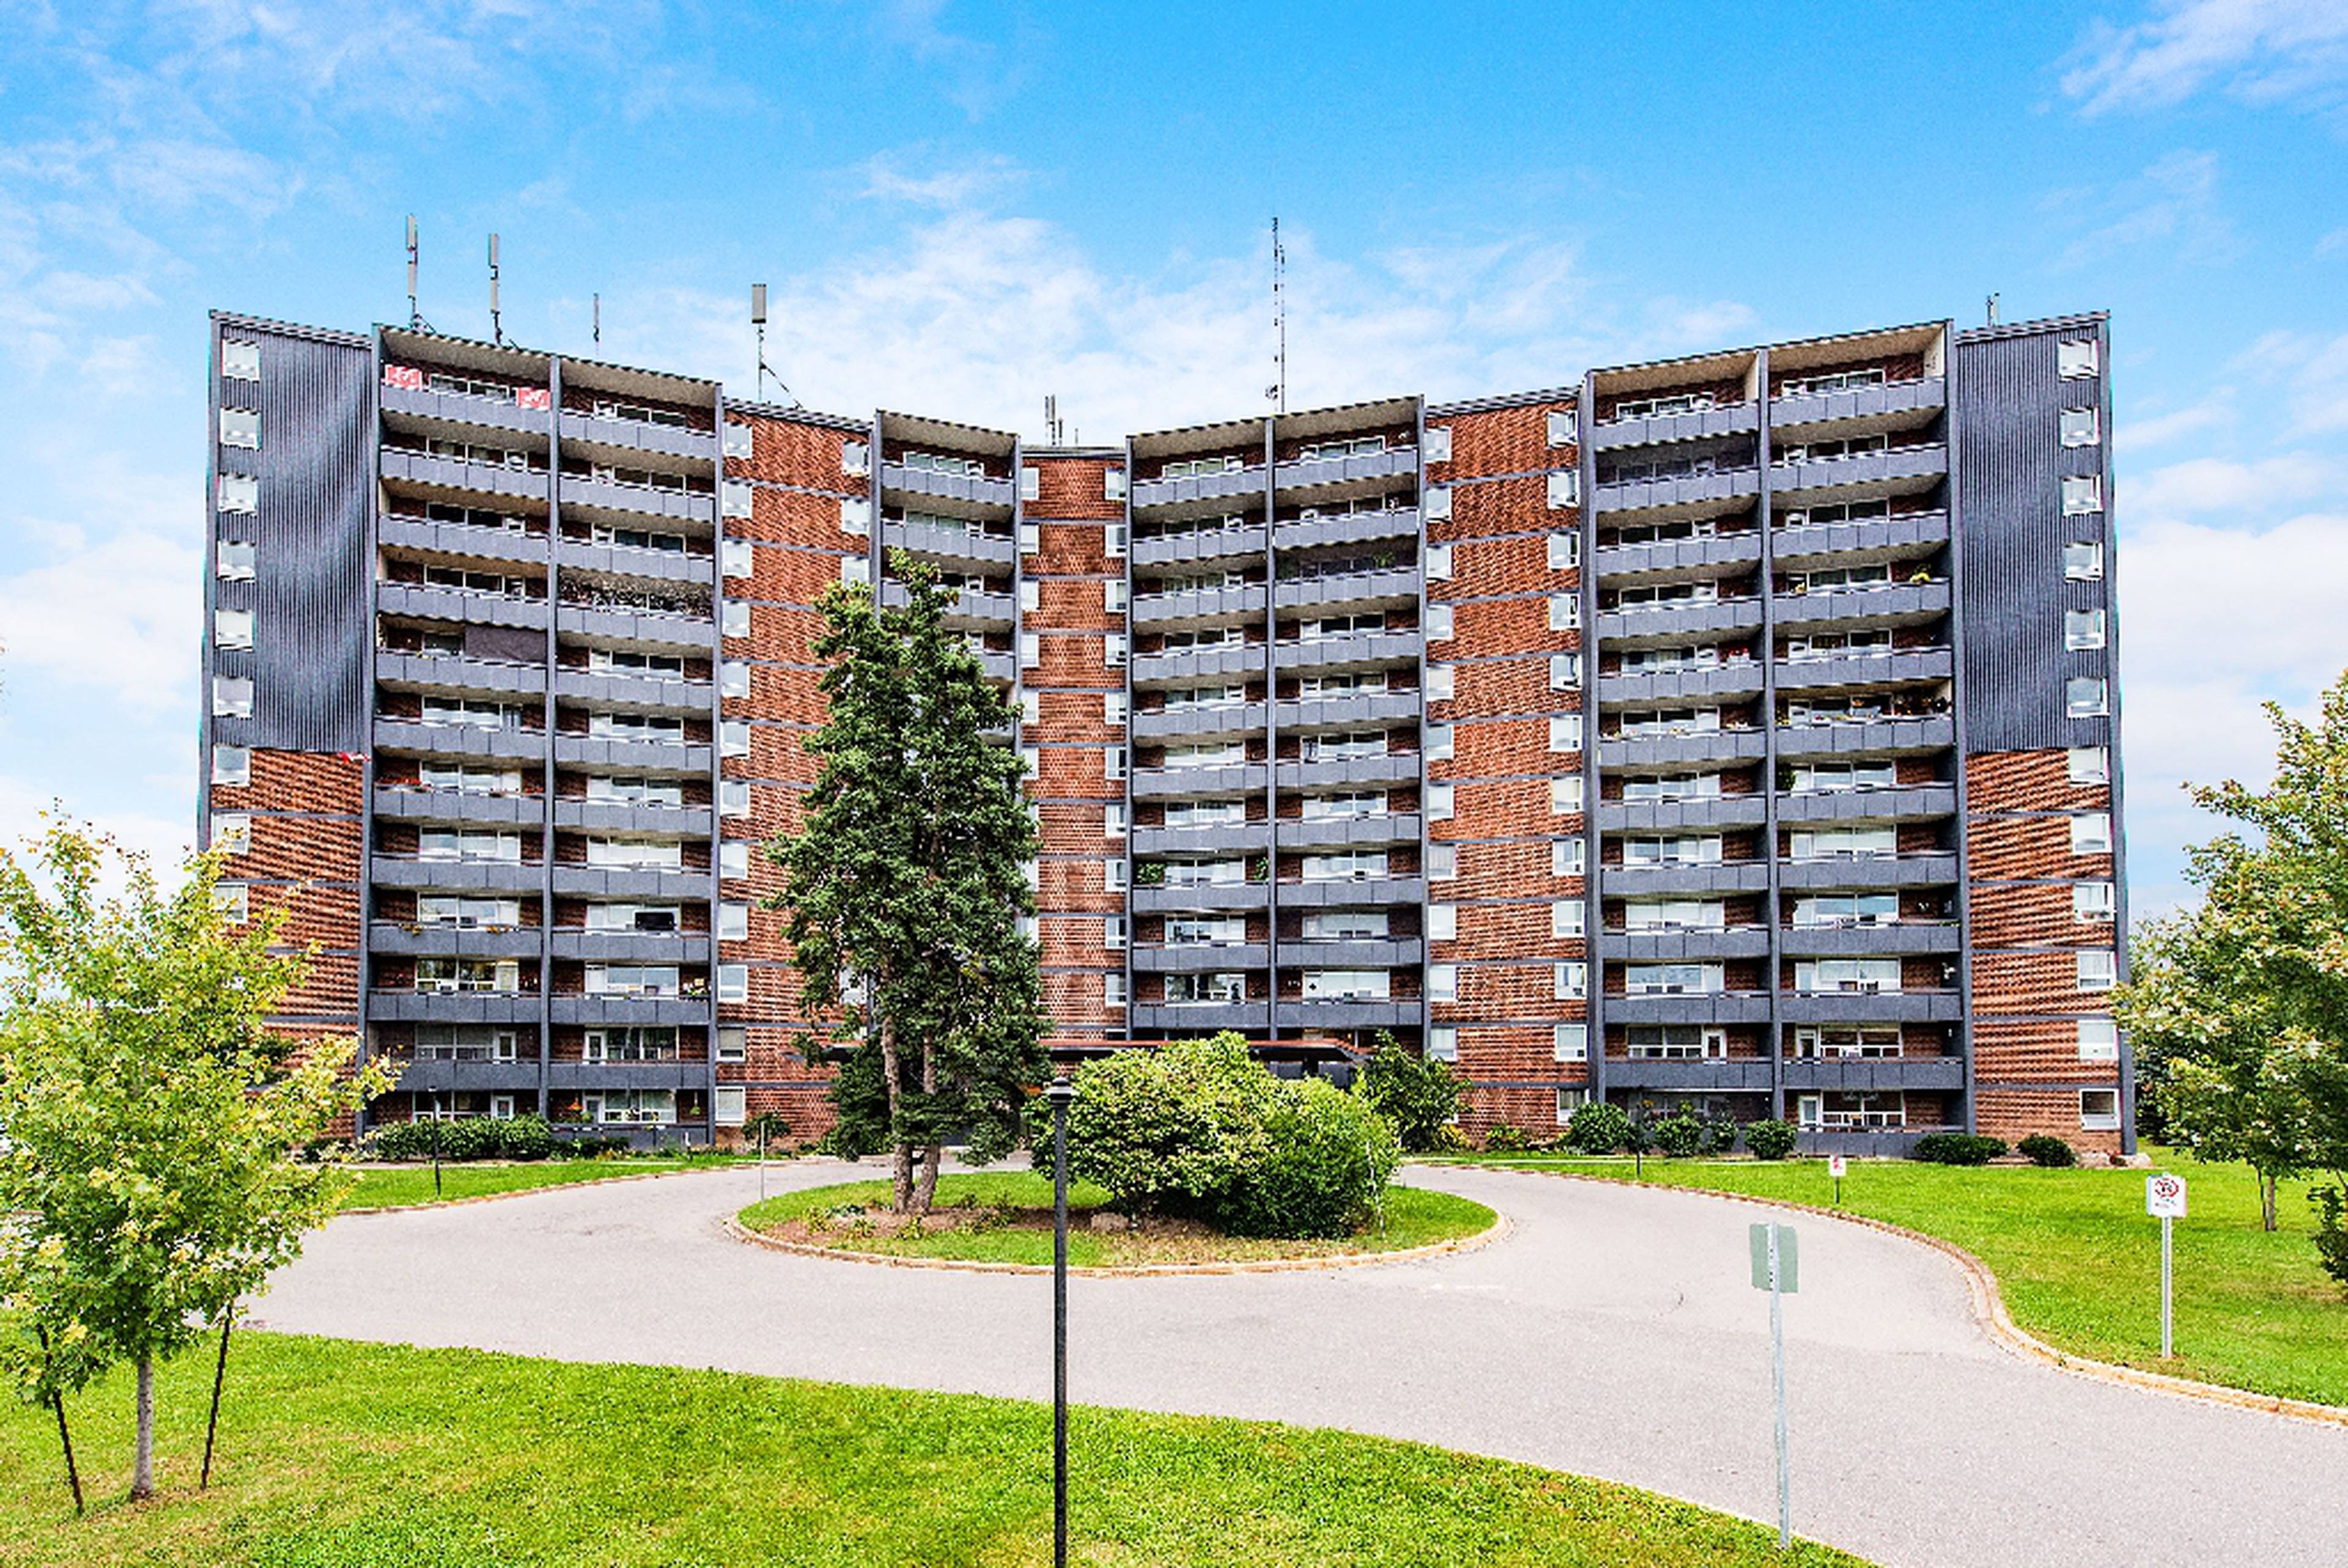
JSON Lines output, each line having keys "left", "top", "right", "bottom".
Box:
{"left": 212, "top": 749, "right": 363, "bottom": 1027}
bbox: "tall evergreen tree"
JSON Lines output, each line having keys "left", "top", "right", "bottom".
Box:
{"left": 772, "top": 553, "right": 1046, "bottom": 1218}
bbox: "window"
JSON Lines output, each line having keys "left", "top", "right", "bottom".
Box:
{"left": 1793, "top": 1026, "right": 1901, "bottom": 1060}
{"left": 1426, "top": 603, "right": 1454, "bottom": 641}
{"left": 2067, "top": 677, "right": 2108, "bottom": 718}
{"left": 717, "top": 902, "right": 750, "bottom": 941}
{"left": 1427, "top": 964, "right": 1458, "bottom": 1002}
{"left": 1302, "top": 969, "right": 1389, "bottom": 1001}
{"left": 1422, "top": 904, "right": 1455, "bottom": 941}
{"left": 2061, "top": 475, "right": 2103, "bottom": 516}
{"left": 720, "top": 841, "right": 750, "bottom": 879}
{"left": 1554, "top": 962, "right": 1587, "bottom": 999}
{"left": 1626, "top": 1025, "right": 1727, "bottom": 1059}
{"left": 212, "top": 675, "right": 254, "bottom": 718}
{"left": 209, "top": 812, "right": 251, "bottom": 855}
{"left": 715, "top": 720, "right": 751, "bottom": 757}
{"left": 1430, "top": 1026, "right": 1459, "bottom": 1062}
{"left": 1424, "top": 487, "right": 1453, "bottom": 521}
{"left": 2070, "top": 812, "right": 2114, "bottom": 855}
{"left": 214, "top": 608, "right": 254, "bottom": 650}
{"left": 2080, "top": 1088, "right": 2122, "bottom": 1132}
{"left": 1793, "top": 761, "right": 1896, "bottom": 794}
{"left": 1424, "top": 427, "right": 1453, "bottom": 463}
{"left": 1554, "top": 1024, "right": 1587, "bottom": 1063}
{"left": 219, "top": 338, "right": 260, "bottom": 380}
{"left": 1165, "top": 740, "right": 1246, "bottom": 770}
{"left": 1794, "top": 958, "right": 1901, "bottom": 994}
{"left": 1624, "top": 836, "right": 1721, "bottom": 867}
{"left": 1551, "top": 838, "right": 1585, "bottom": 877}
{"left": 218, "top": 407, "right": 259, "bottom": 448}
{"left": 1626, "top": 773, "right": 1722, "bottom": 804}
{"left": 1551, "top": 776, "right": 1584, "bottom": 815}
{"left": 2059, "top": 407, "right": 2100, "bottom": 447}
{"left": 1549, "top": 653, "right": 1582, "bottom": 690}
{"left": 1426, "top": 543, "right": 1453, "bottom": 580}
{"left": 1104, "top": 803, "right": 1127, "bottom": 837}
{"left": 1551, "top": 901, "right": 1584, "bottom": 938}
{"left": 421, "top": 829, "right": 522, "bottom": 863}
{"left": 1104, "top": 579, "right": 1128, "bottom": 614}
{"left": 1104, "top": 467, "right": 1128, "bottom": 500}
{"left": 213, "top": 882, "right": 248, "bottom": 921}
{"left": 2064, "top": 542, "right": 2105, "bottom": 581}
{"left": 1547, "top": 469, "right": 1580, "bottom": 509}
{"left": 2067, "top": 746, "right": 2110, "bottom": 785}
{"left": 211, "top": 745, "right": 249, "bottom": 786}
{"left": 417, "top": 959, "right": 521, "bottom": 995}
{"left": 2058, "top": 339, "right": 2100, "bottom": 380}
{"left": 1303, "top": 851, "right": 1388, "bottom": 883}
{"left": 1793, "top": 893, "right": 1899, "bottom": 928}
{"left": 2065, "top": 608, "right": 2106, "bottom": 650}
{"left": 722, "top": 601, "right": 751, "bottom": 638}
{"left": 1426, "top": 782, "right": 1455, "bottom": 821}
{"left": 1165, "top": 973, "right": 1246, "bottom": 1006}
{"left": 2078, "top": 1017, "right": 2120, "bottom": 1062}
{"left": 840, "top": 556, "right": 871, "bottom": 588}
{"left": 1623, "top": 963, "right": 1716, "bottom": 996}
{"left": 715, "top": 963, "right": 749, "bottom": 1003}
{"left": 1105, "top": 748, "right": 1128, "bottom": 781}
{"left": 423, "top": 896, "right": 523, "bottom": 930}
{"left": 2077, "top": 951, "right": 2117, "bottom": 991}
{"left": 1428, "top": 843, "right": 1457, "bottom": 880}
{"left": 1547, "top": 531, "right": 1579, "bottom": 570}
{"left": 1103, "top": 692, "right": 1128, "bottom": 726}
{"left": 2074, "top": 881, "right": 2116, "bottom": 921}
{"left": 1105, "top": 635, "right": 1128, "bottom": 668}
{"left": 836, "top": 498, "right": 871, "bottom": 538}
{"left": 216, "top": 473, "right": 258, "bottom": 514}
{"left": 1790, "top": 826, "right": 1897, "bottom": 861}
{"left": 1104, "top": 859, "right": 1129, "bottom": 893}
{"left": 1548, "top": 594, "right": 1579, "bottom": 631}
{"left": 1556, "top": 1088, "right": 1588, "bottom": 1125}
{"left": 1547, "top": 409, "right": 1576, "bottom": 446}
{"left": 1102, "top": 973, "right": 1127, "bottom": 1009}
{"left": 1625, "top": 899, "right": 1726, "bottom": 932}
{"left": 1548, "top": 715, "right": 1583, "bottom": 753}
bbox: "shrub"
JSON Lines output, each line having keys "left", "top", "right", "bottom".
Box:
{"left": 1622, "top": 1108, "right": 1656, "bottom": 1157}
{"left": 1220, "top": 1078, "right": 1400, "bottom": 1239}
{"left": 1052, "top": 1034, "right": 1280, "bottom": 1218}
{"left": 496, "top": 1114, "right": 555, "bottom": 1161}
{"left": 1705, "top": 1108, "right": 1740, "bottom": 1157}
{"left": 2313, "top": 1187, "right": 2348, "bottom": 1297}
{"left": 1743, "top": 1119, "right": 1798, "bottom": 1161}
{"left": 1652, "top": 1111, "right": 1707, "bottom": 1158}
{"left": 1482, "top": 1122, "right": 1534, "bottom": 1154}
{"left": 1356, "top": 1036, "right": 1464, "bottom": 1153}
{"left": 2018, "top": 1133, "right": 2077, "bottom": 1168}
{"left": 1913, "top": 1133, "right": 2007, "bottom": 1166}
{"left": 1567, "top": 1101, "right": 1630, "bottom": 1155}
{"left": 1425, "top": 1122, "right": 1471, "bottom": 1155}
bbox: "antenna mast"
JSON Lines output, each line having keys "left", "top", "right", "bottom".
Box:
{"left": 593, "top": 292, "right": 601, "bottom": 347}
{"left": 488, "top": 233, "right": 503, "bottom": 346}
{"left": 404, "top": 216, "right": 428, "bottom": 333}
{"left": 1267, "top": 216, "right": 1287, "bottom": 414}
{"left": 750, "top": 284, "right": 799, "bottom": 408}
{"left": 1044, "top": 394, "right": 1064, "bottom": 446}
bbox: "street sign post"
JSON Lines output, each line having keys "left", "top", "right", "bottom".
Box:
{"left": 1748, "top": 1221, "right": 1798, "bottom": 1551}
{"left": 2147, "top": 1173, "right": 2187, "bottom": 1358}
{"left": 1827, "top": 1154, "right": 1847, "bottom": 1207}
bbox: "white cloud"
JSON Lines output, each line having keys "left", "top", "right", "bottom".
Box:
{"left": 2229, "top": 329, "right": 2348, "bottom": 434}
{"left": 2122, "top": 451, "right": 2342, "bottom": 513}
{"left": 2047, "top": 149, "right": 2240, "bottom": 270}
{"left": 2116, "top": 397, "right": 2232, "bottom": 451}
{"left": 0, "top": 526, "right": 202, "bottom": 714}
{"left": 2062, "top": 0, "right": 2348, "bottom": 118}
{"left": 0, "top": 775, "right": 198, "bottom": 891}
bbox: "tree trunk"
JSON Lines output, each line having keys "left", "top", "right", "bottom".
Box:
{"left": 52, "top": 1391, "right": 83, "bottom": 1515}
{"left": 130, "top": 1356, "right": 155, "bottom": 1501}
{"left": 2262, "top": 1172, "right": 2279, "bottom": 1233}
{"left": 879, "top": 1011, "right": 913, "bottom": 1213}
{"left": 202, "top": 1316, "right": 232, "bottom": 1487}
{"left": 909, "top": 1036, "right": 942, "bottom": 1220}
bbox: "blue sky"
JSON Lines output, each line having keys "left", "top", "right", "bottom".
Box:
{"left": 1, "top": 0, "right": 2345, "bottom": 916}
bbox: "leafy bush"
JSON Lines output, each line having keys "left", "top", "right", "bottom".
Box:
{"left": 1482, "top": 1122, "right": 1534, "bottom": 1154}
{"left": 1705, "top": 1109, "right": 1740, "bottom": 1157}
{"left": 2313, "top": 1186, "right": 2348, "bottom": 1297}
{"left": 1356, "top": 1036, "right": 1464, "bottom": 1153}
{"left": 2018, "top": 1133, "right": 2077, "bottom": 1168}
{"left": 1220, "top": 1078, "right": 1400, "bottom": 1239}
{"left": 496, "top": 1114, "right": 555, "bottom": 1161}
{"left": 1049, "top": 1034, "right": 1280, "bottom": 1218}
{"left": 1652, "top": 1111, "right": 1707, "bottom": 1158}
{"left": 1743, "top": 1119, "right": 1798, "bottom": 1161}
{"left": 1622, "top": 1108, "right": 1656, "bottom": 1157}
{"left": 1425, "top": 1122, "right": 1471, "bottom": 1155}
{"left": 1567, "top": 1101, "right": 1630, "bottom": 1155}
{"left": 370, "top": 1114, "right": 553, "bottom": 1162}
{"left": 1913, "top": 1133, "right": 2008, "bottom": 1166}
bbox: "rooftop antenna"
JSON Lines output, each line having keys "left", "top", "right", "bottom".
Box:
{"left": 404, "top": 215, "right": 430, "bottom": 333}
{"left": 1044, "top": 394, "right": 1064, "bottom": 446}
{"left": 488, "top": 233, "right": 503, "bottom": 346}
{"left": 1266, "top": 216, "right": 1287, "bottom": 414}
{"left": 750, "top": 283, "right": 799, "bottom": 407}
{"left": 1985, "top": 292, "right": 2001, "bottom": 326}
{"left": 593, "top": 292, "right": 601, "bottom": 347}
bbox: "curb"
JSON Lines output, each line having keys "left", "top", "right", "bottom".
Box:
{"left": 723, "top": 1205, "right": 1512, "bottom": 1278}
{"left": 1428, "top": 1161, "right": 2348, "bottom": 1430}
{"left": 337, "top": 1161, "right": 766, "bottom": 1216}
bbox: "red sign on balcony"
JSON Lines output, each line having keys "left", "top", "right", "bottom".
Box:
{"left": 515, "top": 387, "right": 551, "bottom": 410}
{"left": 383, "top": 365, "right": 424, "bottom": 390}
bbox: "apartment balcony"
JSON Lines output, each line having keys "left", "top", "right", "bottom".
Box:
{"left": 547, "top": 1061, "right": 711, "bottom": 1093}
{"left": 549, "top": 995, "right": 712, "bottom": 1028}
{"left": 380, "top": 381, "right": 553, "bottom": 440}
{"left": 554, "top": 540, "right": 717, "bottom": 587}
{"left": 549, "top": 798, "right": 715, "bottom": 836}
{"left": 1130, "top": 641, "right": 1264, "bottom": 687}
{"left": 374, "top": 650, "right": 547, "bottom": 699}
{"left": 1128, "top": 762, "right": 1264, "bottom": 801}
{"left": 560, "top": 475, "right": 716, "bottom": 528}
{"left": 1773, "top": 717, "right": 1954, "bottom": 762}
{"left": 1773, "top": 649, "right": 1954, "bottom": 693}
{"left": 367, "top": 990, "right": 542, "bottom": 1025}
{"left": 1129, "top": 943, "right": 1270, "bottom": 973}
{"left": 1771, "top": 510, "right": 1950, "bottom": 569}
{"left": 1131, "top": 702, "right": 1268, "bottom": 743}
{"left": 1129, "top": 583, "right": 1268, "bottom": 628}
{"left": 369, "top": 855, "right": 544, "bottom": 895}
{"left": 1777, "top": 853, "right": 1961, "bottom": 891}
{"left": 1595, "top": 727, "right": 1768, "bottom": 770}
{"left": 1272, "top": 998, "right": 1419, "bottom": 1031}
{"left": 1272, "top": 630, "right": 1423, "bottom": 675}
{"left": 1278, "top": 875, "right": 1425, "bottom": 908}
{"left": 553, "top": 604, "right": 714, "bottom": 653}
{"left": 1284, "top": 938, "right": 1423, "bottom": 969}
{"left": 877, "top": 579, "right": 1015, "bottom": 629}
{"left": 1779, "top": 990, "right": 1963, "bottom": 1025}
{"left": 1595, "top": 795, "right": 1771, "bottom": 834}
{"left": 881, "top": 517, "right": 1019, "bottom": 569}
{"left": 1595, "top": 663, "right": 1766, "bottom": 706}
{"left": 1592, "top": 597, "right": 1763, "bottom": 645}
{"left": 1274, "top": 691, "right": 1423, "bottom": 732}
{"left": 558, "top": 409, "right": 720, "bottom": 463}
{"left": 1274, "top": 751, "right": 1420, "bottom": 791}
{"left": 549, "top": 866, "right": 709, "bottom": 902}
{"left": 1129, "top": 1001, "right": 1271, "bottom": 1034}
{"left": 378, "top": 512, "right": 547, "bottom": 567}
{"left": 1131, "top": 822, "right": 1272, "bottom": 856}
{"left": 367, "top": 921, "right": 544, "bottom": 960}
{"left": 1274, "top": 444, "right": 1419, "bottom": 495}
{"left": 1770, "top": 443, "right": 1947, "bottom": 504}
{"left": 371, "top": 719, "right": 547, "bottom": 765}
{"left": 1272, "top": 565, "right": 1421, "bottom": 615}
{"left": 1275, "top": 812, "right": 1422, "bottom": 852}
{"left": 1273, "top": 507, "right": 1420, "bottom": 553}
{"left": 385, "top": 1058, "right": 544, "bottom": 1094}
{"left": 1778, "top": 921, "right": 1962, "bottom": 957}
{"left": 1774, "top": 786, "right": 1957, "bottom": 826}
{"left": 551, "top": 674, "right": 712, "bottom": 720}
{"left": 1770, "top": 375, "right": 1946, "bottom": 434}
{"left": 381, "top": 448, "right": 548, "bottom": 506}
{"left": 1592, "top": 465, "right": 1762, "bottom": 523}
{"left": 1131, "top": 522, "right": 1268, "bottom": 569}
{"left": 1603, "top": 1058, "right": 1776, "bottom": 1092}
{"left": 1604, "top": 992, "right": 1774, "bottom": 1026}
{"left": 1590, "top": 531, "right": 1763, "bottom": 583}
{"left": 550, "top": 735, "right": 714, "bottom": 773}
{"left": 376, "top": 581, "right": 550, "bottom": 631}
{"left": 547, "top": 929, "right": 712, "bottom": 963}
{"left": 371, "top": 786, "right": 542, "bottom": 830}
{"left": 1598, "top": 859, "right": 1772, "bottom": 897}
{"left": 1590, "top": 399, "right": 1759, "bottom": 453}
{"left": 1772, "top": 580, "right": 1951, "bottom": 633}
{"left": 1128, "top": 881, "right": 1271, "bottom": 913}
{"left": 1780, "top": 1056, "right": 1965, "bottom": 1093}
{"left": 879, "top": 460, "right": 1017, "bottom": 510}
{"left": 1598, "top": 927, "right": 1772, "bottom": 962}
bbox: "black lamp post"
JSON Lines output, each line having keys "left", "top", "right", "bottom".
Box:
{"left": 1045, "top": 1072, "right": 1076, "bottom": 1568}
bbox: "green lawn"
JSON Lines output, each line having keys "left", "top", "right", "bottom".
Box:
{"left": 1437, "top": 1152, "right": 2347, "bottom": 1407}
{"left": 739, "top": 1170, "right": 1496, "bottom": 1268}
{"left": 340, "top": 1158, "right": 715, "bottom": 1209}
{"left": 0, "top": 1333, "right": 1864, "bottom": 1567}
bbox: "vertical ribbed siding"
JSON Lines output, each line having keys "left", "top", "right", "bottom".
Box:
{"left": 1952, "top": 325, "right": 2116, "bottom": 754}
{"left": 247, "top": 328, "right": 374, "bottom": 751}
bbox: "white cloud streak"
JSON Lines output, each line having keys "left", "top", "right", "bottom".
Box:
{"left": 2062, "top": 0, "right": 2348, "bottom": 118}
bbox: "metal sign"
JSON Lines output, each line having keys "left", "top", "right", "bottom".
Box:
{"left": 1749, "top": 1221, "right": 1800, "bottom": 1293}
{"left": 2146, "top": 1172, "right": 2187, "bottom": 1218}
{"left": 1748, "top": 1219, "right": 1798, "bottom": 1550}
{"left": 1827, "top": 1154, "right": 1847, "bottom": 1179}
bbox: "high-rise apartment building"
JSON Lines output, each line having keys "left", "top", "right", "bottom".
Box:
{"left": 198, "top": 307, "right": 2131, "bottom": 1154}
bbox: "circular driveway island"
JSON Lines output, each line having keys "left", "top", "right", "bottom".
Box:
{"left": 255, "top": 1161, "right": 2348, "bottom": 1568}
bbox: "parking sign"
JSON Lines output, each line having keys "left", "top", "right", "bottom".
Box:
{"left": 2146, "top": 1172, "right": 2187, "bottom": 1218}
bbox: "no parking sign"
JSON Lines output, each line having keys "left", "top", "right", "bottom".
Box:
{"left": 2146, "top": 1172, "right": 2187, "bottom": 1217}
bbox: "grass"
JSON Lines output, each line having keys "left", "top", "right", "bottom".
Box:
{"left": 738, "top": 1170, "right": 1497, "bottom": 1267}
{"left": 1436, "top": 1149, "right": 2348, "bottom": 1407}
{"left": 340, "top": 1158, "right": 716, "bottom": 1209}
{"left": 0, "top": 1333, "right": 1866, "bottom": 1567}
